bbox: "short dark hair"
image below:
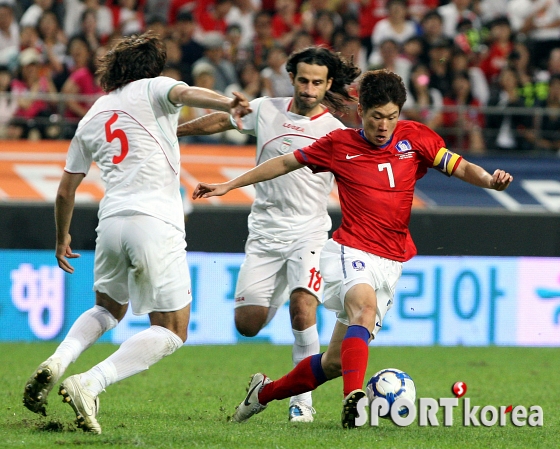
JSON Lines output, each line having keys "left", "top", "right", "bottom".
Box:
{"left": 358, "top": 69, "right": 407, "bottom": 112}
{"left": 285, "top": 46, "right": 361, "bottom": 114}
{"left": 97, "top": 32, "right": 166, "bottom": 92}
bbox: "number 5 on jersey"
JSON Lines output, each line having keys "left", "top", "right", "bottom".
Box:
{"left": 105, "top": 112, "right": 129, "bottom": 164}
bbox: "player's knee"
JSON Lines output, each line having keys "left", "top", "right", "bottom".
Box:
{"left": 321, "top": 352, "right": 342, "bottom": 379}
{"left": 234, "top": 315, "right": 262, "bottom": 337}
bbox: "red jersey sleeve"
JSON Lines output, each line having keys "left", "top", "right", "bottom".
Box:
{"left": 293, "top": 132, "right": 335, "bottom": 173}
{"left": 410, "top": 122, "right": 463, "bottom": 177}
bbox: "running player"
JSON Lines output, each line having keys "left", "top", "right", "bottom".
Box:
{"left": 192, "top": 69, "right": 513, "bottom": 428}
{"left": 22, "top": 32, "right": 250, "bottom": 433}
{"left": 177, "top": 46, "right": 360, "bottom": 422}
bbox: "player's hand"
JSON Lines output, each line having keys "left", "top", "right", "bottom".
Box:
{"left": 55, "top": 234, "right": 80, "bottom": 274}
{"left": 192, "top": 182, "right": 231, "bottom": 199}
{"left": 229, "top": 91, "right": 251, "bottom": 130}
{"left": 490, "top": 169, "right": 513, "bottom": 191}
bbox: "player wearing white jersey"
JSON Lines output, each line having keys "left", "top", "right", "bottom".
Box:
{"left": 22, "top": 33, "right": 251, "bottom": 433}
{"left": 177, "top": 47, "right": 360, "bottom": 423}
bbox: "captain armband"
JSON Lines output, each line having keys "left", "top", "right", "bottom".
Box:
{"left": 432, "top": 148, "right": 462, "bottom": 177}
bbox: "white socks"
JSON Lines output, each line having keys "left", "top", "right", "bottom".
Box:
{"left": 290, "top": 324, "right": 320, "bottom": 406}
{"left": 79, "top": 325, "right": 183, "bottom": 396}
{"left": 51, "top": 305, "right": 118, "bottom": 374}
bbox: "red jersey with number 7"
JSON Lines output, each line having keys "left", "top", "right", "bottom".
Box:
{"left": 293, "top": 120, "right": 462, "bottom": 262}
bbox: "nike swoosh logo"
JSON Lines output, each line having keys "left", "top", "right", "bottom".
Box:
{"left": 346, "top": 154, "right": 363, "bottom": 160}
{"left": 74, "top": 385, "right": 94, "bottom": 416}
{"left": 244, "top": 380, "right": 262, "bottom": 406}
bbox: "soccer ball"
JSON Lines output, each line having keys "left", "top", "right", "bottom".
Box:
{"left": 366, "top": 368, "right": 416, "bottom": 418}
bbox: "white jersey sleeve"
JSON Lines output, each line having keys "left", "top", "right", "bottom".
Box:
{"left": 229, "top": 97, "right": 267, "bottom": 136}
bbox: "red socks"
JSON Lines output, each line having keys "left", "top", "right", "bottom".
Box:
{"left": 340, "top": 325, "right": 370, "bottom": 396}
{"left": 259, "top": 353, "right": 326, "bottom": 405}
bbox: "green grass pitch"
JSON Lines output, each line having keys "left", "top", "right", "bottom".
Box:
{"left": 2, "top": 343, "right": 559, "bottom": 448}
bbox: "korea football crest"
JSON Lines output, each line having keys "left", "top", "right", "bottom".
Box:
{"left": 395, "top": 140, "right": 412, "bottom": 153}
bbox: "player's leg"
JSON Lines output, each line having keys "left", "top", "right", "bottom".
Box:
{"left": 234, "top": 236, "right": 286, "bottom": 337}
{"left": 23, "top": 218, "right": 128, "bottom": 416}
{"left": 231, "top": 320, "right": 347, "bottom": 423}
{"left": 285, "top": 235, "right": 324, "bottom": 422}
{"left": 59, "top": 215, "right": 191, "bottom": 433}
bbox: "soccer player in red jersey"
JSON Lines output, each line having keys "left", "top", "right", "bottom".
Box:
{"left": 192, "top": 69, "right": 514, "bottom": 428}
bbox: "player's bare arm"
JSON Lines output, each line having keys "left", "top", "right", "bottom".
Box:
{"left": 55, "top": 171, "right": 85, "bottom": 273}
{"left": 177, "top": 112, "right": 234, "bottom": 137}
{"left": 168, "top": 85, "right": 251, "bottom": 129}
{"left": 453, "top": 159, "right": 513, "bottom": 191}
{"left": 193, "top": 153, "right": 305, "bottom": 199}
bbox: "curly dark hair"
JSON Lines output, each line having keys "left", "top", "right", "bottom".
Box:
{"left": 358, "top": 69, "right": 407, "bottom": 112}
{"left": 96, "top": 32, "right": 166, "bottom": 92}
{"left": 285, "top": 46, "right": 361, "bottom": 114}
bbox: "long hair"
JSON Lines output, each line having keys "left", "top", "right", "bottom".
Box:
{"left": 358, "top": 69, "right": 407, "bottom": 112}
{"left": 285, "top": 46, "right": 361, "bottom": 114}
{"left": 96, "top": 32, "right": 166, "bottom": 92}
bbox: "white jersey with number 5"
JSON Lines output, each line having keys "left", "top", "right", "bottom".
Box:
{"left": 233, "top": 97, "right": 345, "bottom": 240}
{"left": 64, "top": 76, "right": 186, "bottom": 233}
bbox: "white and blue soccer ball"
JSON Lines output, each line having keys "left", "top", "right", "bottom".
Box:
{"left": 366, "top": 368, "right": 416, "bottom": 418}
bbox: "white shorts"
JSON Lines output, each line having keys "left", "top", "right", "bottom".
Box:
{"left": 93, "top": 214, "right": 192, "bottom": 315}
{"left": 234, "top": 232, "right": 327, "bottom": 310}
{"left": 320, "top": 239, "right": 402, "bottom": 337}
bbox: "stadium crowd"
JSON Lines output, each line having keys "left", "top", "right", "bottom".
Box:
{"left": 0, "top": 0, "right": 559, "bottom": 154}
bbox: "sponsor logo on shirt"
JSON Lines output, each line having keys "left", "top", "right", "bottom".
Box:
{"left": 235, "top": 296, "right": 245, "bottom": 303}
{"left": 283, "top": 123, "right": 305, "bottom": 133}
{"left": 352, "top": 260, "right": 366, "bottom": 271}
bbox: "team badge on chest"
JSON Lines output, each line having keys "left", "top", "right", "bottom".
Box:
{"left": 281, "top": 137, "right": 292, "bottom": 153}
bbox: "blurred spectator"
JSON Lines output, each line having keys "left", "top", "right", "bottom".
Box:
{"left": 161, "top": 62, "right": 183, "bottom": 81}
{"left": 339, "top": 35, "right": 368, "bottom": 73}
{"left": 9, "top": 47, "right": 58, "bottom": 140}
{"left": 223, "top": 24, "right": 244, "bottom": 64}
{"left": 438, "top": 0, "right": 481, "bottom": 39}
{"left": 486, "top": 66, "right": 534, "bottom": 151}
{"left": 271, "top": 0, "right": 303, "bottom": 49}
{"left": 223, "top": 61, "right": 262, "bottom": 144}
{"left": 529, "top": 73, "right": 560, "bottom": 154}
{"left": 168, "top": 0, "right": 200, "bottom": 24}
{"left": 402, "top": 62, "right": 443, "bottom": 129}
{"left": 64, "top": 0, "right": 114, "bottom": 42}
{"left": 402, "top": 35, "right": 424, "bottom": 65}
{"left": 476, "top": 0, "right": 509, "bottom": 23}
{"left": 369, "top": 0, "right": 417, "bottom": 67}
{"left": 291, "top": 30, "right": 315, "bottom": 53}
{"left": 111, "top": 0, "right": 145, "bottom": 36}
{"left": 241, "top": 10, "right": 275, "bottom": 70}
{"left": 479, "top": 16, "right": 513, "bottom": 84}
{"left": 60, "top": 35, "right": 102, "bottom": 137}
{"left": 359, "top": 0, "right": 388, "bottom": 57}
{"left": 508, "top": 0, "right": 560, "bottom": 70}
{"left": 225, "top": 0, "right": 259, "bottom": 47}
{"left": 37, "top": 10, "right": 67, "bottom": 78}
{"left": 311, "top": 10, "right": 337, "bottom": 48}
{"left": 192, "top": 32, "right": 239, "bottom": 92}
{"left": 164, "top": 37, "right": 191, "bottom": 83}
{"left": 450, "top": 48, "right": 489, "bottom": 105}
{"left": 301, "top": 0, "right": 342, "bottom": 33}
{"left": 426, "top": 37, "right": 454, "bottom": 97}
{"left": 538, "top": 46, "right": 560, "bottom": 80}
{"left": 143, "top": 0, "right": 171, "bottom": 24}
{"left": 0, "top": 2, "right": 20, "bottom": 67}
{"left": 260, "top": 45, "right": 293, "bottom": 97}
{"left": 20, "top": 0, "right": 54, "bottom": 29}
{"left": 0, "top": 65, "right": 17, "bottom": 138}
{"left": 442, "top": 71, "right": 485, "bottom": 153}
{"left": 509, "top": 42, "right": 548, "bottom": 107}
{"left": 197, "top": 0, "right": 233, "bottom": 35}
{"left": 173, "top": 11, "right": 205, "bottom": 85}
{"left": 370, "top": 38, "right": 412, "bottom": 88}
{"left": 407, "top": 0, "right": 439, "bottom": 24}
{"left": 19, "top": 25, "right": 43, "bottom": 60}
{"left": 180, "top": 61, "right": 224, "bottom": 143}
{"left": 145, "top": 16, "right": 168, "bottom": 39}
{"left": 419, "top": 9, "right": 445, "bottom": 64}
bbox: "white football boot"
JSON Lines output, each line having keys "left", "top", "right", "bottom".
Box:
{"left": 23, "top": 357, "right": 63, "bottom": 416}
{"left": 232, "top": 373, "right": 271, "bottom": 423}
{"left": 59, "top": 374, "right": 101, "bottom": 434}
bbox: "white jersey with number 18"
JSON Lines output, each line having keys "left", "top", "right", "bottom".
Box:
{"left": 64, "top": 76, "right": 186, "bottom": 233}
{"left": 233, "top": 97, "right": 345, "bottom": 240}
